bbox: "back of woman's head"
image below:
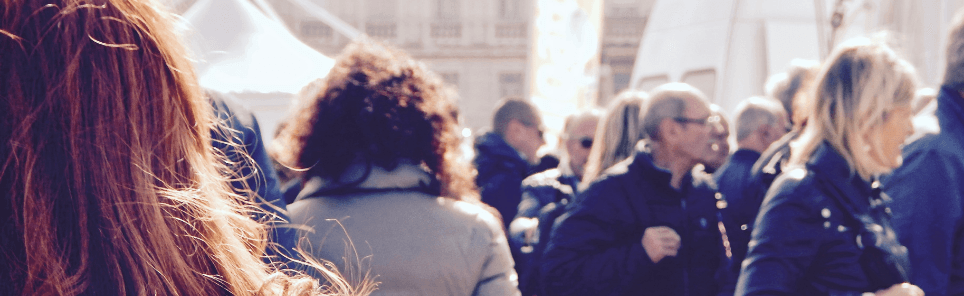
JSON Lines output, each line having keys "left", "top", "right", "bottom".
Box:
{"left": 0, "top": 0, "right": 347, "bottom": 294}
{"left": 273, "top": 39, "right": 475, "bottom": 200}
{"left": 791, "top": 37, "right": 917, "bottom": 180}
{"left": 581, "top": 90, "right": 647, "bottom": 185}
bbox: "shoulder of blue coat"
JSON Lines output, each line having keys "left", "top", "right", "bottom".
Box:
{"left": 522, "top": 168, "right": 563, "bottom": 187}
{"left": 762, "top": 166, "right": 818, "bottom": 205}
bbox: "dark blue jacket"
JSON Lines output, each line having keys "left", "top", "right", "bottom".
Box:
{"left": 512, "top": 167, "right": 581, "bottom": 295}
{"left": 541, "top": 148, "right": 724, "bottom": 296}
{"left": 517, "top": 168, "right": 580, "bottom": 219}
{"left": 713, "top": 149, "right": 762, "bottom": 293}
{"left": 209, "top": 91, "right": 296, "bottom": 262}
{"left": 737, "top": 143, "right": 908, "bottom": 295}
{"left": 474, "top": 132, "right": 532, "bottom": 229}
{"left": 883, "top": 86, "right": 964, "bottom": 296}
{"left": 737, "top": 130, "right": 799, "bottom": 256}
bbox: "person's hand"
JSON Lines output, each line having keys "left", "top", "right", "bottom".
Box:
{"left": 641, "top": 226, "right": 680, "bottom": 263}
{"left": 876, "top": 283, "right": 924, "bottom": 296}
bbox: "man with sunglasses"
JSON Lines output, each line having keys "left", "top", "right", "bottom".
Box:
{"left": 541, "top": 83, "right": 725, "bottom": 296}
{"left": 509, "top": 110, "right": 600, "bottom": 295}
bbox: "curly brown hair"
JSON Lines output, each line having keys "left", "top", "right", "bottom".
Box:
{"left": 272, "top": 39, "right": 477, "bottom": 200}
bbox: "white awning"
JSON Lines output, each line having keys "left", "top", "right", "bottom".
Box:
{"left": 181, "top": 0, "right": 335, "bottom": 94}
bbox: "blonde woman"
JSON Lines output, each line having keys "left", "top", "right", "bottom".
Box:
{"left": 580, "top": 90, "right": 647, "bottom": 187}
{"left": 736, "top": 38, "right": 923, "bottom": 296}
{"left": 0, "top": 0, "right": 360, "bottom": 294}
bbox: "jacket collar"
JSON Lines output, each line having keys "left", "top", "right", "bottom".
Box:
{"left": 298, "top": 161, "right": 437, "bottom": 200}
{"left": 731, "top": 149, "right": 762, "bottom": 162}
{"left": 807, "top": 142, "right": 873, "bottom": 211}
{"left": 630, "top": 143, "right": 690, "bottom": 192}
{"left": 474, "top": 131, "right": 529, "bottom": 165}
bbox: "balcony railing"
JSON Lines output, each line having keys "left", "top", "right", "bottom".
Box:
{"left": 495, "top": 22, "right": 526, "bottom": 38}
{"left": 366, "top": 22, "right": 397, "bottom": 39}
{"left": 605, "top": 18, "right": 646, "bottom": 39}
{"left": 431, "top": 22, "right": 462, "bottom": 38}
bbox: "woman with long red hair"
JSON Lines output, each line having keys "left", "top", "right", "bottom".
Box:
{"left": 0, "top": 0, "right": 363, "bottom": 294}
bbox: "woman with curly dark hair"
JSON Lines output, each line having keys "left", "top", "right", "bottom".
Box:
{"left": 273, "top": 40, "right": 520, "bottom": 296}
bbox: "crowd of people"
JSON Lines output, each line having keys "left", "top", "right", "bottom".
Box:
{"left": 4, "top": 0, "right": 964, "bottom": 295}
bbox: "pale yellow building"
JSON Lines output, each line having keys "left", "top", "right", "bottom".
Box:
{"left": 271, "top": 0, "right": 653, "bottom": 131}
{"left": 167, "top": 0, "right": 654, "bottom": 132}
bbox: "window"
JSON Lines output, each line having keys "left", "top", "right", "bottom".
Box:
{"left": 613, "top": 73, "right": 631, "bottom": 93}
{"left": 366, "top": 0, "right": 396, "bottom": 20}
{"left": 634, "top": 74, "right": 669, "bottom": 91}
{"left": 366, "top": 22, "right": 397, "bottom": 38}
{"left": 499, "top": 73, "right": 524, "bottom": 97}
{"left": 607, "top": 0, "right": 639, "bottom": 18}
{"left": 437, "top": 0, "right": 460, "bottom": 19}
{"left": 608, "top": 5, "right": 639, "bottom": 18}
{"left": 681, "top": 69, "right": 717, "bottom": 101}
{"left": 499, "top": 0, "right": 524, "bottom": 20}
{"left": 431, "top": 23, "right": 462, "bottom": 38}
{"left": 300, "top": 21, "right": 332, "bottom": 38}
{"left": 495, "top": 22, "right": 526, "bottom": 38}
{"left": 441, "top": 72, "right": 460, "bottom": 87}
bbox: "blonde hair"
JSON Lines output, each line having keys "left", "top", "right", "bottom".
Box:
{"left": 581, "top": 90, "right": 647, "bottom": 185}
{"left": 789, "top": 37, "right": 917, "bottom": 180}
{"left": 0, "top": 0, "right": 361, "bottom": 294}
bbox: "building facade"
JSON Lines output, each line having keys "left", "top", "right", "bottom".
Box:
{"left": 168, "top": 0, "right": 653, "bottom": 132}
{"left": 272, "top": 0, "right": 653, "bottom": 131}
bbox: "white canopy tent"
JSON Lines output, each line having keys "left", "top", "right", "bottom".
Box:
{"left": 180, "top": 0, "right": 336, "bottom": 142}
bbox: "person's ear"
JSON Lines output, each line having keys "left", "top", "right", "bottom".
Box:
{"left": 757, "top": 125, "right": 771, "bottom": 141}
{"left": 658, "top": 117, "right": 679, "bottom": 141}
{"left": 506, "top": 119, "right": 526, "bottom": 140}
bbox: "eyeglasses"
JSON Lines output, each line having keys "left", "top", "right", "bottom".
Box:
{"left": 673, "top": 115, "right": 720, "bottom": 127}
{"left": 579, "top": 137, "right": 593, "bottom": 149}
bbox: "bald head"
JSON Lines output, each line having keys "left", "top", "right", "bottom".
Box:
{"left": 641, "top": 83, "right": 710, "bottom": 142}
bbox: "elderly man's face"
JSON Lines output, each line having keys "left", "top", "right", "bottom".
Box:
{"left": 673, "top": 99, "right": 716, "bottom": 166}
{"left": 703, "top": 113, "right": 729, "bottom": 170}
{"left": 565, "top": 117, "right": 598, "bottom": 178}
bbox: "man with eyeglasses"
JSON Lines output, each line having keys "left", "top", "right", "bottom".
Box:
{"left": 700, "top": 104, "right": 731, "bottom": 173}
{"left": 541, "top": 83, "right": 725, "bottom": 296}
{"left": 474, "top": 97, "right": 547, "bottom": 231}
{"left": 509, "top": 110, "right": 600, "bottom": 295}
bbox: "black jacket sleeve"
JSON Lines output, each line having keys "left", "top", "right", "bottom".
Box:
{"left": 736, "top": 175, "right": 823, "bottom": 296}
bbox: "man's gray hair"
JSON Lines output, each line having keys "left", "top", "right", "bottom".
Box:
{"left": 562, "top": 109, "right": 603, "bottom": 138}
{"left": 733, "top": 97, "right": 786, "bottom": 142}
{"left": 945, "top": 8, "right": 964, "bottom": 90}
{"left": 641, "top": 83, "right": 708, "bottom": 141}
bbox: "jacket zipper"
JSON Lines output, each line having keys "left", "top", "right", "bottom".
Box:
{"left": 681, "top": 197, "right": 689, "bottom": 296}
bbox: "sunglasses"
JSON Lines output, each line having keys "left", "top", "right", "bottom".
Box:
{"left": 578, "top": 137, "right": 593, "bottom": 149}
